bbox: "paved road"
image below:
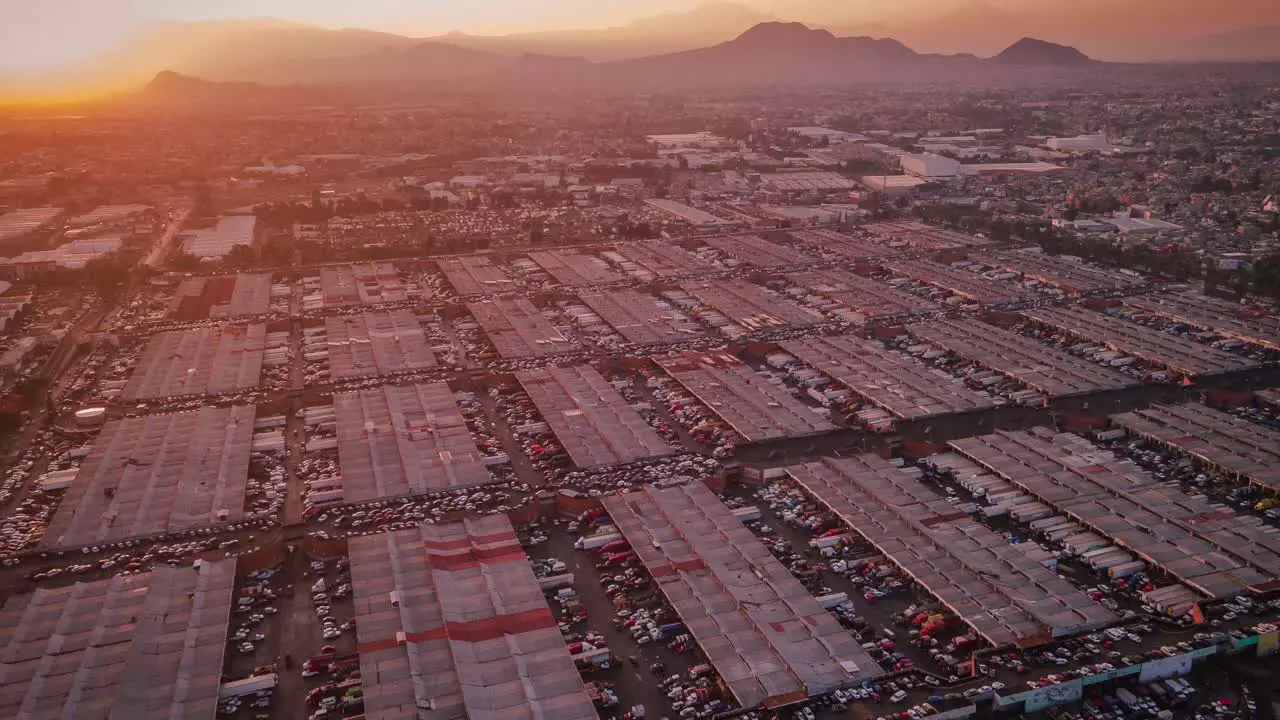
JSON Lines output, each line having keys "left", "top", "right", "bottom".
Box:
{"left": 143, "top": 205, "right": 192, "bottom": 268}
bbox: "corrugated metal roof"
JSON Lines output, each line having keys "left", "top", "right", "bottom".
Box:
{"left": 783, "top": 334, "right": 996, "bottom": 420}
{"left": 786, "top": 269, "right": 937, "bottom": 318}
{"left": 1112, "top": 403, "right": 1280, "bottom": 492}
{"left": 349, "top": 517, "right": 595, "bottom": 720}
{"left": 951, "top": 428, "right": 1280, "bottom": 599}
{"left": 1022, "top": 306, "right": 1256, "bottom": 377}
{"left": 701, "top": 235, "right": 814, "bottom": 268}
{"left": 576, "top": 289, "right": 705, "bottom": 346}
{"left": 320, "top": 263, "right": 406, "bottom": 307}
{"left": 679, "top": 279, "right": 822, "bottom": 329}
{"left": 910, "top": 319, "right": 1138, "bottom": 397}
{"left": 335, "top": 383, "right": 491, "bottom": 502}
{"left": 1125, "top": 291, "right": 1280, "bottom": 351}
{"left": 977, "top": 251, "right": 1142, "bottom": 294}
{"left": 787, "top": 455, "right": 1116, "bottom": 646}
{"left": 527, "top": 250, "right": 622, "bottom": 287}
{"left": 613, "top": 241, "right": 713, "bottom": 278}
{"left": 516, "top": 365, "right": 675, "bottom": 469}
{"left": 0, "top": 560, "right": 235, "bottom": 720}
{"left": 43, "top": 406, "right": 254, "bottom": 548}
{"left": 326, "top": 310, "right": 438, "bottom": 380}
{"left": 601, "top": 483, "right": 879, "bottom": 707}
{"left": 467, "top": 297, "right": 570, "bottom": 359}
{"left": 438, "top": 256, "right": 516, "bottom": 297}
{"left": 656, "top": 352, "right": 837, "bottom": 442}
{"left": 883, "top": 259, "right": 1025, "bottom": 304}
{"left": 122, "top": 324, "right": 265, "bottom": 401}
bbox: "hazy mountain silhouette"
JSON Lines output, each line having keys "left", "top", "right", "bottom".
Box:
{"left": 126, "top": 24, "right": 1105, "bottom": 96}
{"left": 439, "top": 2, "right": 776, "bottom": 61}
{"left": 992, "top": 38, "right": 1092, "bottom": 65}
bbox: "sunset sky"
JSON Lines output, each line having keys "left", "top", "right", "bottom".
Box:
{"left": 0, "top": 0, "right": 1270, "bottom": 70}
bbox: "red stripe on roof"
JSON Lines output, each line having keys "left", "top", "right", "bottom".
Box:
{"left": 420, "top": 530, "right": 516, "bottom": 551}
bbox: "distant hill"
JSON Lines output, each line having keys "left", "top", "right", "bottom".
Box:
{"left": 993, "top": 38, "right": 1093, "bottom": 65}
{"left": 141, "top": 71, "right": 266, "bottom": 99}
{"left": 440, "top": 2, "right": 776, "bottom": 61}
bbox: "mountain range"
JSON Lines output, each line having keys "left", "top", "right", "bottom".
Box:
{"left": 2, "top": 5, "right": 1278, "bottom": 103}
{"left": 126, "top": 23, "right": 1108, "bottom": 101}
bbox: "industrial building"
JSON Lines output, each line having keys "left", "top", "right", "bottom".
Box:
{"left": 4, "top": 235, "right": 123, "bottom": 270}
{"left": 121, "top": 324, "right": 266, "bottom": 401}
{"left": 699, "top": 234, "right": 814, "bottom": 267}
{"left": 787, "top": 269, "right": 937, "bottom": 319}
{"left": 782, "top": 334, "right": 996, "bottom": 420}
{"left": 645, "top": 199, "right": 741, "bottom": 229}
{"left": 467, "top": 297, "right": 571, "bottom": 358}
{"left": 325, "top": 310, "right": 437, "bottom": 380}
{"left": 760, "top": 172, "right": 859, "bottom": 192}
{"left": 516, "top": 365, "right": 674, "bottom": 468}
{"left": 862, "top": 221, "right": 987, "bottom": 250}
{"left": 901, "top": 153, "right": 966, "bottom": 180}
{"left": 679, "top": 279, "right": 822, "bottom": 332}
{"left": 1124, "top": 291, "right": 1280, "bottom": 351}
{"left": 1022, "top": 306, "right": 1257, "bottom": 377}
{"left": 348, "top": 516, "right": 597, "bottom": 719}
{"left": 318, "top": 262, "right": 407, "bottom": 307}
{"left": 883, "top": 259, "right": 1027, "bottom": 305}
{"left": 65, "top": 204, "right": 152, "bottom": 229}
{"left": 170, "top": 273, "right": 273, "bottom": 320}
{"left": 789, "top": 228, "right": 897, "bottom": 260}
{"left": 0, "top": 560, "right": 235, "bottom": 719}
{"left": 576, "top": 289, "right": 704, "bottom": 345}
{"left": 43, "top": 406, "right": 255, "bottom": 547}
{"left": 0, "top": 206, "right": 61, "bottom": 245}
{"left": 527, "top": 249, "right": 623, "bottom": 286}
{"left": 611, "top": 240, "right": 714, "bottom": 278}
{"left": 601, "top": 482, "right": 880, "bottom": 708}
{"left": 976, "top": 251, "right": 1142, "bottom": 294}
{"left": 787, "top": 456, "right": 1117, "bottom": 647}
{"left": 1111, "top": 403, "right": 1280, "bottom": 492}
{"left": 910, "top": 320, "right": 1139, "bottom": 397}
{"left": 335, "top": 383, "right": 491, "bottom": 502}
{"left": 437, "top": 255, "right": 517, "bottom": 296}
{"left": 181, "top": 215, "right": 256, "bottom": 259}
{"left": 655, "top": 352, "right": 837, "bottom": 442}
{"left": 950, "top": 428, "right": 1280, "bottom": 599}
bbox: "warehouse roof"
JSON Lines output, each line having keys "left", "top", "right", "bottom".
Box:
{"left": 0, "top": 560, "right": 235, "bottom": 720}
{"left": 325, "top": 310, "right": 437, "bottom": 380}
{"left": 976, "top": 251, "right": 1142, "bottom": 294}
{"left": 527, "top": 249, "right": 623, "bottom": 287}
{"left": 516, "top": 365, "right": 675, "bottom": 469}
{"left": 1124, "top": 291, "right": 1280, "bottom": 351}
{"left": 438, "top": 256, "right": 517, "bottom": 296}
{"left": 656, "top": 352, "right": 837, "bottom": 442}
{"left": 170, "top": 275, "right": 272, "bottom": 321}
{"left": 788, "top": 228, "right": 898, "bottom": 260}
{"left": 882, "top": 259, "right": 1027, "bottom": 305}
{"left": 576, "top": 289, "right": 705, "bottom": 345}
{"left": 467, "top": 297, "right": 572, "bottom": 358}
{"left": 680, "top": 279, "right": 822, "bottom": 330}
{"left": 319, "top": 262, "right": 407, "bottom": 306}
{"left": 602, "top": 483, "right": 879, "bottom": 708}
{"left": 43, "top": 406, "right": 254, "bottom": 547}
{"left": 1022, "top": 306, "right": 1257, "bottom": 377}
{"left": 782, "top": 334, "right": 996, "bottom": 420}
{"left": 787, "top": 269, "right": 937, "bottom": 319}
{"left": 612, "top": 240, "right": 714, "bottom": 278}
{"left": 862, "top": 221, "right": 988, "bottom": 250}
{"left": 122, "top": 324, "right": 265, "bottom": 401}
{"left": 1111, "top": 403, "right": 1280, "bottom": 492}
{"left": 700, "top": 234, "right": 815, "bottom": 267}
{"left": 788, "top": 456, "right": 1116, "bottom": 647}
{"left": 350, "top": 516, "right": 596, "bottom": 720}
{"left": 951, "top": 429, "right": 1280, "bottom": 598}
{"left": 910, "top": 320, "right": 1139, "bottom": 397}
{"left": 335, "top": 383, "right": 491, "bottom": 502}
